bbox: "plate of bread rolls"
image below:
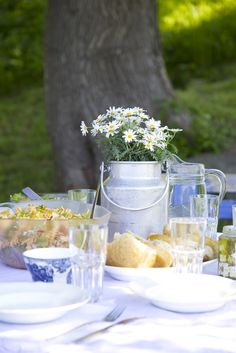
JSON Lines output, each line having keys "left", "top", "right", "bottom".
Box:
{"left": 105, "top": 226, "right": 218, "bottom": 281}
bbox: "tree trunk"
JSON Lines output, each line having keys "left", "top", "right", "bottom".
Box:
{"left": 44, "top": 0, "right": 174, "bottom": 191}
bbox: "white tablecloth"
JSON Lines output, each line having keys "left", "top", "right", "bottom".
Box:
{"left": 0, "top": 262, "right": 236, "bottom": 353}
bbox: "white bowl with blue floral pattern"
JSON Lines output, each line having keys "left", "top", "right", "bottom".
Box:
{"left": 23, "top": 247, "right": 73, "bottom": 284}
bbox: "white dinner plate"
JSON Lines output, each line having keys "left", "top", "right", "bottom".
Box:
{"left": 105, "top": 260, "right": 217, "bottom": 282}
{"left": 105, "top": 265, "right": 175, "bottom": 282}
{"left": 0, "top": 282, "right": 90, "bottom": 324}
{"left": 129, "top": 274, "right": 236, "bottom": 313}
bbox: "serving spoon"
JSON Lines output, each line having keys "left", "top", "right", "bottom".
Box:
{"left": 22, "top": 187, "right": 42, "bottom": 200}
{"left": 90, "top": 182, "right": 100, "bottom": 219}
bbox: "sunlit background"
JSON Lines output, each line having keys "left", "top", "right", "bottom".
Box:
{"left": 0, "top": 0, "right": 236, "bottom": 201}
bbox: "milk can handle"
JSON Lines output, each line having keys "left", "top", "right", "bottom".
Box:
{"left": 100, "top": 162, "right": 169, "bottom": 211}
{"left": 205, "top": 169, "right": 226, "bottom": 202}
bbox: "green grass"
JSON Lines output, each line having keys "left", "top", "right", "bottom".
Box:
{"left": 0, "top": 86, "right": 55, "bottom": 202}
{"left": 173, "top": 64, "right": 236, "bottom": 157}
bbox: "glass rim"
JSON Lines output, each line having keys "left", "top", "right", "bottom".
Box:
{"left": 67, "top": 189, "right": 96, "bottom": 193}
{"left": 169, "top": 217, "right": 207, "bottom": 224}
{"left": 189, "top": 194, "right": 219, "bottom": 199}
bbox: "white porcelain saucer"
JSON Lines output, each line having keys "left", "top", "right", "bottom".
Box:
{"left": 129, "top": 274, "right": 236, "bottom": 313}
{"left": 0, "top": 282, "right": 90, "bottom": 324}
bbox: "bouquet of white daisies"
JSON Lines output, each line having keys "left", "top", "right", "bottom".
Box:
{"left": 80, "top": 107, "right": 181, "bottom": 162}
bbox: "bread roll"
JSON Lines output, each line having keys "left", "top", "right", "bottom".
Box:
{"left": 149, "top": 239, "right": 173, "bottom": 267}
{"left": 106, "top": 232, "right": 157, "bottom": 268}
{"left": 204, "top": 237, "right": 218, "bottom": 261}
{"left": 147, "top": 233, "right": 171, "bottom": 244}
{"left": 203, "top": 245, "right": 214, "bottom": 262}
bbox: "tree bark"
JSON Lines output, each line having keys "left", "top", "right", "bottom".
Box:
{"left": 44, "top": 0, "right": 174, "bottom": 190}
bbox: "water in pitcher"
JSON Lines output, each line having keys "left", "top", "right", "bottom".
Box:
{"left": 168, "top": 161, "right": 226, "bottom": 219}
{"left": 168, "top": 163, "right": 207, "bottom": 219}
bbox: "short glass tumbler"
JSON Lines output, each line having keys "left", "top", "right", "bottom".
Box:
{"left": 68, "top": 189, "right": 96, "bottom": 203}
{"left": 69, "top": 223, "right": 108, "bottom": 302}
{"left": 170, "top": 217, "right": 207, "bottom": 274}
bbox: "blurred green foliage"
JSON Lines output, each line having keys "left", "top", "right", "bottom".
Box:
{"left": 174, "top": 64, "right": 236, "bottom": 158}
{"left": 0, "top": 0, "right": 236, "bottom": 92}
{"left": 0, "top": 0, "right": 236, "bottom": 201}
{"left": 0, "top": 0, "right": 47, "bottom": 94}
{"left": 0, "top": 86, "right": 55, "bottom": 201}
{"left": 158, "top": 0, "right": 236, "bottom": 157}
{"left": 159, "top": 0, "right": 236, "bottom": 87}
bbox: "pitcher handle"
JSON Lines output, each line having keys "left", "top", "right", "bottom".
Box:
{"left": 205, "top": 169, "right": 227, "bottom": 202}
{"left": 100, "top": 162, "right": 169, "bottom": 211}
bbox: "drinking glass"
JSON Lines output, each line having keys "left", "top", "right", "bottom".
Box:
{"left": 68, "top": 189, "right": 96, "bottom": 203}
{"left": 170, "top": 217, "right": 207, "bottom": 274}
{"left": 190, "top": 194, "right": 219, "bottom": 239}
{"left": 233, "top": 205, "right": 236, "bottom": 227}
{"left": 69, "top": 223, "right": 108, "bottom": 302}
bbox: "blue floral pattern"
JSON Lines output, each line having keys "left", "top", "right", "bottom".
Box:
{"left": 51, "top": 259, "right": 71, "bottom": 273}
{"left": 25, "top": 258, "right": 72, "bottom": 283}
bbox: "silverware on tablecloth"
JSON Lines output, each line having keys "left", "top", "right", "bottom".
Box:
{"left": 73, "top": 316, "right": 145, "bottom": 343}
{"left": 48, "top": 304, "right": 126, "bottom": 342}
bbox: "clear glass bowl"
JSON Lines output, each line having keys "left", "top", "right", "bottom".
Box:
{"left": 0, "top": 200, "right": 110, "bottom": 269}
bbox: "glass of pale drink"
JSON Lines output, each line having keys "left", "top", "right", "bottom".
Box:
{"left": 170, "top": 217, "right": 207, "bottom": 274}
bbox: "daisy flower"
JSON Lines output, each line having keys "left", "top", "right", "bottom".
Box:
{"left": 143, "top": 141, "right": 154, "bottom": 152}
{"left": 156, "top": 129, "right": 167, "bottom": 141}
{"left": 95, "top": 114, "right": 105, "bottom": 123}
{"left": 105, "top": 121, "right": 120, "bottom": 138}
{"left": 91, "top": 121, "right": 103, "bottom": 136}
{"left": 124, "top": 108, "right": 140, "bottom": 117}
{"left": 123, "top": 129, "right": 137, "bottom": 143}
{"left": 139, "top": 112, "right": 150, "bottom": 121}
{"left": 143, "top": 132, "right": 156, "bottom": 144}
{"left": 80, "top": 121, "right": 88, "bottom": 136}
{"left": 107, "top": 106, "right": 121, "bottom": 117}
{"left": 146, "top": 118, "right": 161, "bottom": 130}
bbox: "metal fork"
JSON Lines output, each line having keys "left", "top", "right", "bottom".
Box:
{"left": 102, "top": 304, "right": 126, "bottom": 322}
{"left": 74, "top": 316, "right": 144, "bottom": 343}
{"left": 48, "top": 304, "right": 126, "bottom": 342}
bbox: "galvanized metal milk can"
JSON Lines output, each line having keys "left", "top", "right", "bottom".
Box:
{"left": 100, "top": 161, "right": 168, "bottom": 241}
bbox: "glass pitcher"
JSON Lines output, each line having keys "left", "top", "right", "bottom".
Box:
{"left": 168, "top": 157, "right": 226, "bottom": 218}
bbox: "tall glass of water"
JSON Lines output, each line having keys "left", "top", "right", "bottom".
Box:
{"left": 69, "top": 222, "right": 108, "bottom": 302}
{"left": 190, "top": 194, "right": 219, "bottom": 239}
{"left": 170, "top": 217, "right": 207, "bottom": 274}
